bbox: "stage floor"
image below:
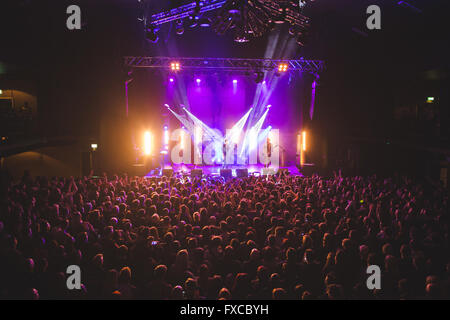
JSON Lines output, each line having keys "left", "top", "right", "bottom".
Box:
{"left": 145, "top": 164, "right": 302, "bottom": 177}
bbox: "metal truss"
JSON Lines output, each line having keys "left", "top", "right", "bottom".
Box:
{"left": 124, "top": 56, "right": 325, "bottom": 75}
{"left": 150, "top": 1, "right": 310, "bottom": 28}
{"left": 150, "top": 0, "right": 227, "bottom": 26}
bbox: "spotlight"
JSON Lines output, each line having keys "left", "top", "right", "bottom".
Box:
{"left": 163, "top": 126, "right": 169, "bottom": 147}
{"left": 175, "top": 20, "right": 185, "bottom": 35}
{"left": 278, "top": 63, "right": 289, "bottom": 72}
{"left": 289, "top": 26, "right": 297, "bottom": 36}
{"left": 170, "top": 62, "right": 181, "bottom": 71}
{"left": 274, "top": 7, "right": 287, "bottom": 24}
{"left": 169, "top": 78, "right": 174, "bottom": 83}
{"left": 296, "top": 32, "right": 307, "bottom": 46}
{"left": 91, "top": 143, "right": 98, "bottom": 151}
{"left": 254, "top": 72, "right": 264, "bottom": 84}
{"left": 302, "top": 131, "right": 307, "bottom": 151}
{"left": 233, "top": 79, "right": 238, "bottom": 84}
{"left": 228, "top": 1, "right": 240, "bottom": 14}
{"left": 145, "top": 27, "right": 158, "bottom": 43}
{"left": 125, "top": 70, "right": 133, "bottom": 84}
{"left": 196, "top": 78, "right": 201, "bottom": 85}
{"left": 199, "top": 17, "right": 211, "bottom": 27}
{"left": 188, "top": 16, "right": 198, "bottom": 28}
{"left": 266, "top": 105, "right": 272, "bottom": 109}
{"left": 234, "top": 35, "right": 249, "bottom": 43}
{"left": 144, "top": 131, "right": 152, "bottom": 155}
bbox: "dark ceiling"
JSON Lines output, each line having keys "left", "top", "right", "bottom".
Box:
{"left": 0, "top": 0, "right": 448, "bottom": 140}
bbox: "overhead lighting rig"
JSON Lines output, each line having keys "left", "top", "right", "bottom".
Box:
{"left": 141, "top": 0, "right": 314, "bottom": 46}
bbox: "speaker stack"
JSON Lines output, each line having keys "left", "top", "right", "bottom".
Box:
{"left": 220, "top": 169, "right": 232, "bottom": 179}
{"left": 236, "top": 168, "right": 249, "bottom": 178}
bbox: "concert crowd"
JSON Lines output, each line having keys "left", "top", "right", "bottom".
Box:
{"left": 0, "top": 171, "right": 449, "bottom": 299}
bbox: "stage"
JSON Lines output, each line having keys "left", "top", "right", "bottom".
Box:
{"left": 145, "top": 164, "right": 303, "bottom": 178}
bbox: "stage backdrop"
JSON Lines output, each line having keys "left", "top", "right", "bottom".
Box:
{"left": 127, "top": 70, "right": 314, "bottom": 166}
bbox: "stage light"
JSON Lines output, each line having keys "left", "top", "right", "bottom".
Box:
{"left": 188, "top": 15, "right": 199, "bottom": 28}
{"left": 266, "top": 104, "right": 272, "bottom": 109}
{"left": 170, "top": 62, "right": 180, "bottom": 72}
{"left": 0, "top": 90, "right": 2, "bottom": 95}
{"left": 427, "top": 97, "right": 435, "bottom": 103}
{"left": 278, "top": 63, "right": 288, "bottom": 72}
{"left": 125, "top": 70, "right": 134, "bottom": 84}
{"left": 289, "top": 26, "right": 297, "bottom": 36}
{"left": 169, "top": 78, "right": 174, "bottom": 83}
{"left": 302, "top": 131, "right": 307, "bottom": 151}
{"left": 233, "top": 79, "right": 238, "bottom": 84}
{"left": 228, "top": 1, "right": 240, "bottom": 14}
{"left": 296, "top": 32, "right": 307, "bottom": 46}
{"left": 234, "top": 35, "right": 250, "bottom": 43}
{"left": 196, "top": 78, "right": 201, "bottom": 85}
{"left": 175, "top": 20, "right": 184, "bottom": 35}
{"left": 163, "top": 126, "right": 169, "bottom": 147}
{"left": 145, "top": 28, "right": 158, "bottom": 43}
{"left": 254, "top": 72, "right": 264, "bottom": 84}
{"left": 273, "top": 5, "right": 288, "bottom": 24}
{"left": 144, "top": 131, "right": 152, "bottom": 155}
{"left": 91, "top": 143, "right": 98, "bottom": 151}
{"left": 199, "top": 17, "right": 211, "bottom": 28}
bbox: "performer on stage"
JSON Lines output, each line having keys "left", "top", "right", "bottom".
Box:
{"left": 222, "top": 138, "right": 228, "bottom": 168}
{"left": 265, "top": 137, "right": 272, "bottom": 168}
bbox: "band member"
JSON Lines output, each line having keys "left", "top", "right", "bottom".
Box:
{"left": 265, "top": 137, "right": 272, "bottom": 168}
{"left": 222, "top": 138, "right": 228, "bottom": 168}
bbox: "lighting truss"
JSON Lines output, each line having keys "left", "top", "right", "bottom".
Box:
{"left": 124, "top": 56, "right": 325, "bottom": 75}
{"left": 150, "top": 1, "right": 226, "bottom": 26}
{"left": 145, "top": 0, "right": 313, "bottom": 44}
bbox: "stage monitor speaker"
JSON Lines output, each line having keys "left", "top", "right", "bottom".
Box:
{"left": 191, "top": 169, "right": 203, "bottom": 178}
{"left": 262, "top": 168, "right": 276, "bottom": 176}
{"left": 220, "top": 169, "right": 232, "bottom": 179}
{"left": 236, "top": 168, "right": 248, "bottom": 178}
{"left": 162, "top": 169, "right": 173, "bottom": 177}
